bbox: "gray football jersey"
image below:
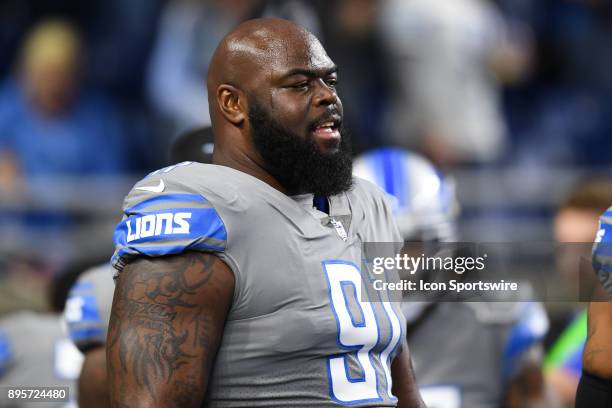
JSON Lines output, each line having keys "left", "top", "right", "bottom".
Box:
{"left": 112, "top": 162, "right": 407, "bottom": 407}
{"left": 403, "top": 302, "right": 548, "bottom": 408}
{"left": 64, "top": 264, "right": 115, "bottom": 352}
{"left": 0, "top": 311, "right": 82, "bottom": 407}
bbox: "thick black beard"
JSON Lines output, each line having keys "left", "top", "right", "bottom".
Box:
{"left": 249, "top": 101, "right": 353, "bottom": 197}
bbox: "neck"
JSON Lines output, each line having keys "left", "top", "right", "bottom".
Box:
{"left": 212, "top": 147, "right": 288, "bottom": 194}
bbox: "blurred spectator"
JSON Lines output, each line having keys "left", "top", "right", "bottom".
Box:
{"left": 508, "top": 0, "right": 612, "bottom": 167}
{"left": 545, "top": 179, "right": 612, "bottom": 406}
{"left": 380, "top": 0, "right": 530, "bottom": 166}
{"left": 147, "top": 0, "right": 257, "bottom": 132}
{"left": 147, "top": 0, "right": 321, "bottom": 133}
{"left": 83, "top": 0, "right": 165, "bottom": 102}
{"left": 315, "top": 0, "right": 390, "bottom": 154}
{"left": 0, "top": 19, "right": 128, "bottom": 194}
{"left": 0, "top": 0, "right": 87, "bottom": 80}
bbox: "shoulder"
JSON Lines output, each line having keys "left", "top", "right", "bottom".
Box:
{"left": 122, "top": 162, "right": 254, "bottom": 209}
{"left": 112, "top": 163, "right": 265, "bottom": 273}
{"left": 346, "top": 177, "right": 401, "bottom": 242}
{"left": 350, "top": 176, "right": 394, "bottom": 208}
{"left": 349, "top": 176, "right": 397, "bottom": 221}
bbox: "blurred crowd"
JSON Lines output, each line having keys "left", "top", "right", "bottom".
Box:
{"left": 0, "top": 0, "right": 611, "bottom": 302}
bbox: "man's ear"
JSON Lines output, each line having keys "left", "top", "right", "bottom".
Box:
{"left": 217, "top": 84, "right": 246, "bottom": 125}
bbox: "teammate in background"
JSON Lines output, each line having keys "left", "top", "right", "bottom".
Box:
{"left": 63, "top": 126, "right": 215, "bottom": 408}
{"left": 575, "top": 206, "right": 612, "bottom": 407}
{"left": 64, "top": 264, "right": 114, "bottom": 408}
{"left": 108, "top": 19, "right": 424, "bottom": 407}
{"left": 0, "top": 267, "right": 84, "bottom": 408}
{"left": 354, "top": 147, "right": 552, "bottom": 407}
{"left": 545, "top": 180, "right": 612, "bottom": 406}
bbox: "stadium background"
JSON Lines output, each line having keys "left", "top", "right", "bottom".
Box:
{"left": 0, "top": 0, "right": 610, "bottom": 404}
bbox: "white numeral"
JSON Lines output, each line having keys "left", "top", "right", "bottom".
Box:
{"left": 325, "top": 262, "right": 379, "bottom": 403}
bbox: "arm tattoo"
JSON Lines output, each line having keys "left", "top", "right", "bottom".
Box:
{"left": 108, "top": 252, "right": 231, "bottom": 406}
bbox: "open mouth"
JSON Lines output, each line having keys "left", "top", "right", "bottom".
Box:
{"left": 312, "top": 117, "right": 341, "bottom": 141}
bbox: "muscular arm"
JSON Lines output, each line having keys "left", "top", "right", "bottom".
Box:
{"left": 391, "top": 348, "right": 426, "bottom": 408}
{"left": 107, "top": 252, "right": 234, "bottom": 407}
{"left": 583, "top": 301, "right": 612, "bottom": 379}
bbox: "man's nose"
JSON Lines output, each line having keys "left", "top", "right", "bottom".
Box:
{"left": 313, "top": 79, "right": 338, "bottom": 107}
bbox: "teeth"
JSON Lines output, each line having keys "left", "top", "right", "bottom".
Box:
{"left": 317, "top": 122, "right": 334, "bottom": 128}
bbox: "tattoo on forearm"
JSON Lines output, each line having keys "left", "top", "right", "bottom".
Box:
{"left": 108, "top": 253, "right": 221, "bottom": 404}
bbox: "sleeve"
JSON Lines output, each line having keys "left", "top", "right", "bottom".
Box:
{"left": 593, "top": 207, "right": 612, "bottom": 289}
{"left": 111, "top": 173, "right": 228, "bottom": 274}
{"left": 63, "top": 266, "right": 115, "bottom": 352}
{"left": 500, "top": 302, "right": 549, "bottom": 383}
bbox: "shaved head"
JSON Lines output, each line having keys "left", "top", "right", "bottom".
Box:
{"left": 208, "top": 18, "right": 352, "bottom": 196}
{"left": 208, "top": 18, "right": 323, "bottom": 105}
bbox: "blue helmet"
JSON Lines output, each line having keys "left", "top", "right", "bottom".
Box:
{"left": 353, "top": 147, "right": 458, "bottom": 241}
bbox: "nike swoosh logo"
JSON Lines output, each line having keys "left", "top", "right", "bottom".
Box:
{"left": 135, "top": 179, "right": 165, "bottom": 193}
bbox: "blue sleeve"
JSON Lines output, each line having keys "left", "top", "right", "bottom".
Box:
{"left": 111, "top": 174, "right": 227, "bottom": 272}
{"left": 593, "top": 208, "right": 612, "bottom": 274}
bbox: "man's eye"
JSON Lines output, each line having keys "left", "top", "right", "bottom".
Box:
{"left": 292, "top": 82, "right": 309, "bottom": 90}
{"left": 326, "top": 78, "right": 338, "bottom": 88}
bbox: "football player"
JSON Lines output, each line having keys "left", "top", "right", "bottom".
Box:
{"left": 545, "top": 180, "right": 612, "bottom": 406}
{"left": 354, "top": 147, "right": 552, "bottom": 407}
{"left": 64, "top": 263, "right": 114, "bottom": 408}
{"left": 62, "top": 127, "right": 215, "bottom": 408}
{"left": 575, "top": 206, "right": 612, "bottom": 407}
{"left": 107, "top": 19, "right": 424, "bottom": 407}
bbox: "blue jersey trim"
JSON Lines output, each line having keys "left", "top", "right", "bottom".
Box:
{"left": 114, "top": 207, "right": 227, "bottom": 248}
{"left": 592, "top": 262, "right": 612, "bottom": 273}
{"left": 115, "top": 241, "right": 225, "bottom": 262}
{"left": 126, "top": 193, "right": 207, "bottom": 213}
{"left": 594, "top": 224, "right": 612, "bottom": 258}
